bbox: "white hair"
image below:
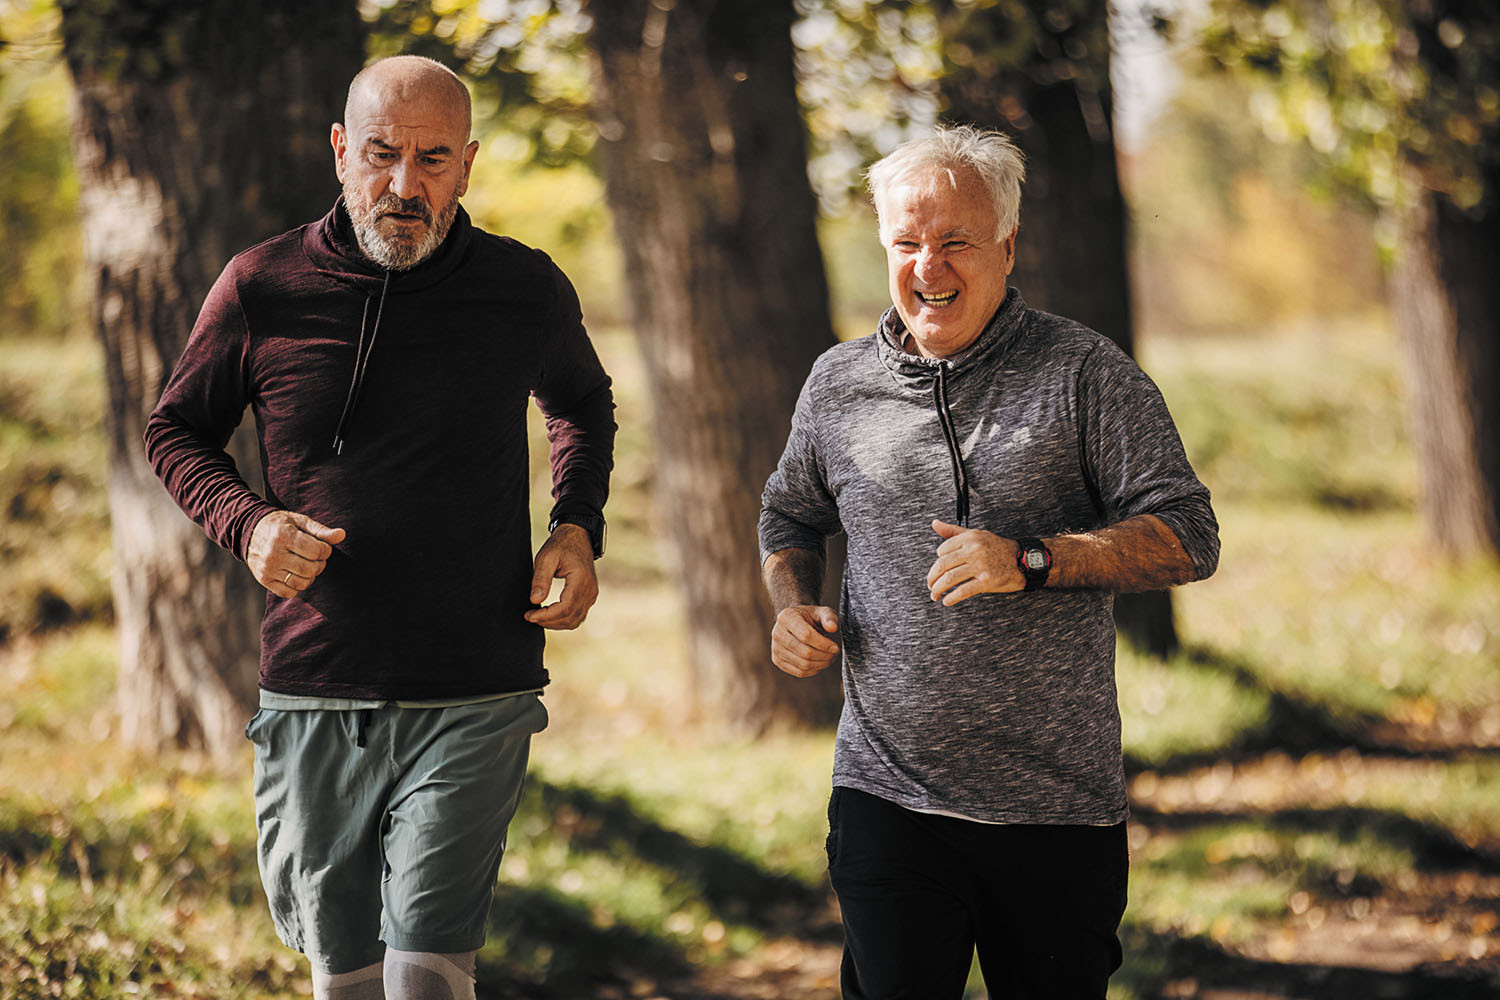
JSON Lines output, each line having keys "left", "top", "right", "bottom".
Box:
{"left": 867, "top": 125, "right": 1026, "bottom": 242}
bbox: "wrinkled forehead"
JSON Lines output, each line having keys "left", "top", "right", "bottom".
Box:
{"left": 346, "top": 73, "right": 471, "bottom": 145}
{"left": 878, "top": 165, "right": 996, "bottom": 234}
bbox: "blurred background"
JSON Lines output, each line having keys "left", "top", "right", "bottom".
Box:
{"left": 1, "top": 0, "right": 1497, "bottom": 997}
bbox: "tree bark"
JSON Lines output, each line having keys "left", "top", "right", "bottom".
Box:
{"left": 59, "top": 0, "right": 363, "bottom": 765}
{"left": 934, "top": 0, "right": 1180, "bottom": 658}
{"left": 586, "top": 0, "right": 844, "bottom": 732}
{"left": 1393, "top": 181, "right": 1500, "bottom": 558}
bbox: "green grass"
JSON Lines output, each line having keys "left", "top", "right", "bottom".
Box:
{"left": 3, "top": 318, "right": 1499, "bottom": 997}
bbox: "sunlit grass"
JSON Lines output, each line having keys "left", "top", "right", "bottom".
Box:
{"left": 4, "top": 318, "right": 1500, "bottom": 996}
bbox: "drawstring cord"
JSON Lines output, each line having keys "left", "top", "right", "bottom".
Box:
{"left": 332, "top": 269, "right": 392, "bottom": 454}
{"left": 933, "top": 362, "right": 971, "bottom": 528}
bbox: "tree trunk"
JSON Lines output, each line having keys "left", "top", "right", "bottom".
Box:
{"left": 1393, "top": 181, "right": 1500, "bottom": 558}
{"left": 59, "top": 0, "right": 364, "bottom": 766}
{"left": 586, "top": 0, "right": 843, "bottom": 732}
{"left": 934, "top": 0, "right": 1179, "bottom": 658}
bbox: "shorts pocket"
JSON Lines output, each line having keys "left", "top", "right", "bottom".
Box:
{"left": 243, "top": 708, "right": 268, "bottom": 743}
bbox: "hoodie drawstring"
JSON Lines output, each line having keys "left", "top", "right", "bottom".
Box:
{"left": 933, "top": 362, "right": 970, "bottom": 528}
{"left": 332, "top": 269, "right": 392, "bottom": 454}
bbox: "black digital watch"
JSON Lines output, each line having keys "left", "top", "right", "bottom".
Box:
{"left": 1015, "top": 536, "right": 1051, "bottom": 591}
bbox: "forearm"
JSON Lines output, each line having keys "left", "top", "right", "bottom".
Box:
{"left": 762, "top": 546, "right": 827, "bottom": 611}
{"left": 145, "top": 404, "right": 274, "bottom": 560}
{"left": 542, "top": 381, "right": 616, "bottom": 521}
{"left": 1045, "top": 514, "right": 1197, "bottom": 593}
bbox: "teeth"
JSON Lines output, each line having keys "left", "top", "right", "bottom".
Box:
{"left": 918, "top": 290, "right": 958, "bottom": 306}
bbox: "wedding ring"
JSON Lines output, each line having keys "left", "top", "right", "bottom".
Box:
{"left": 283, "top": 570, "right": 293, "bottom": 585}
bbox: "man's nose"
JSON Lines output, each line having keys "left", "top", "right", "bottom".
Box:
{"left": 913, "top": 246, "right": 945, "bottom": 280}
{"left": 389, "top": 158, "right": 421, "bottom": 201}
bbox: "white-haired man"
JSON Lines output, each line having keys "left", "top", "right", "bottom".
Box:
{"left": 146, "top": 56, "right": 614, "bottom": 999}
{"left": 759, "top": 125, "right": 1219, "bottom": 998}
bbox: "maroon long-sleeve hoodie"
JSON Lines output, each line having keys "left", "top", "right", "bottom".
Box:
{"left": 144, "top": 199, "right": 615, "bottom": 700}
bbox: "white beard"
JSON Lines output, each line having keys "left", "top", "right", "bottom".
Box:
{"left": 345, "top": 187, "right": 459, "bottom": 271}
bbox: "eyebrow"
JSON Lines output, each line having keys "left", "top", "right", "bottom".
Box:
{"left": 366, "top": 137, "right": 454, "bottom": 158}
{"left": 890, "top": 227, "right": 979, "bottom": 241}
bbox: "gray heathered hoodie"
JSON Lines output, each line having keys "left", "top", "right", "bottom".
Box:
{"left": 759, "top": 289, "right": 1219, "bottom": 826}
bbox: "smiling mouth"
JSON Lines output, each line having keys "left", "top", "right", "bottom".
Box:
{"left": 916, "top": 289, "right": 958, "bottom": 307}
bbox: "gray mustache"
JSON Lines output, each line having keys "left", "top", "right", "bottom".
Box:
{"left": 375, "top": 194, "right": 431, "bottom": 222}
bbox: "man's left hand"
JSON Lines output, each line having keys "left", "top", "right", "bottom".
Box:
{"left": 524, "top": 523, "right": 599, "bottom": 629}
{"left": 926, "top": 519, "right": 1024, "bottom": 605}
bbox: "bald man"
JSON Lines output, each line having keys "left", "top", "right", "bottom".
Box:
{"left": 145, "top": 56, "right": 615, "bottom": 999}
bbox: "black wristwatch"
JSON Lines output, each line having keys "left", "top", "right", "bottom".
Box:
{"left": 549, "top": 513, "right": 607, "bottom": 559}
{"left": 1015, "top": 536, "right": 1051, "bottom": 591}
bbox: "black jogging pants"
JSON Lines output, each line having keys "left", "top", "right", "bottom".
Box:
{"left": 826, "top": 786, "right": 1129, "bottom": 1000}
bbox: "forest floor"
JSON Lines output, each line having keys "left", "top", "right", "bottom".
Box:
{"left": 3, "top": 328, "right": 1499, "bottom": 999}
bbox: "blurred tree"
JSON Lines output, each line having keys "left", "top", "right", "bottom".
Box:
{"left": 585, "top": 0, "right": 845, "bottom": 732}
{"left": 57, "top": 0, "right": 363, "bottom": 766}
{"left": 1201, "top": 0, "right": 1500, "bottom": 557}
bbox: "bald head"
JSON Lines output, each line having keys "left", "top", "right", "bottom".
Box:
{"left": 344, "top": 55, "right": 472, "bottom": 145}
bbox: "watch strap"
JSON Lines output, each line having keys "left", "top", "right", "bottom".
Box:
{"left": 550, "top": 513, "right": 606, "bottom": 559}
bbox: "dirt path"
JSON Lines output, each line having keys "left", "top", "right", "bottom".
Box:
{"left": 645, "top": 751, "right": 1500, "bottom": 1000}
{"left": 1124, "top": 752, "right": 1500, "bottom": 999}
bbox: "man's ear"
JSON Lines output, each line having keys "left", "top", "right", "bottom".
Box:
{"left": 456, "top": 139, "right": 479, "bottom": 198}
{"left": 1001, "top": 226, "right": 1018, "bottom": 276}
{"left": 331, "top": 123, "right": 348, "bottom": 184}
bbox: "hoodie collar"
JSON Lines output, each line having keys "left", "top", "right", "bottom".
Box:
{"left": 876, "top": 286, "right": 1029, "bottom": 385}
{"left": 303, "top": 195, "right": 474, "bottom": 292}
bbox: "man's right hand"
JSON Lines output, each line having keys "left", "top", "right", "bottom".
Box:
{"left": 247, "top": 510, "right": 346, "bottom": 598}
{"left": 770, "top": 605, "right": 841, "bottom": 678}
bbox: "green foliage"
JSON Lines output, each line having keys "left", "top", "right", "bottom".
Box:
{"left": 1199, "top": 0, "right": 1500, "bottom": 213}
{"left": 362, "top": 0, "right": 595, "bottom": 166}
{"left": 0, "top": 0, "right": 86, "bottom": 341}
{"left": 793, "top": 0, "right": 943, "bottom": 209}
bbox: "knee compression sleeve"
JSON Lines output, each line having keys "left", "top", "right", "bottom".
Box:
{"left": 312, "top": 961, "right": 386, "bottom": 1000}
{"left": 383, "top": 949, "right": 477, "bottom": 1000}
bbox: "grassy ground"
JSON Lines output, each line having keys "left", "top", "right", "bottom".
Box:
{"left": 1, "top": 319, "right": 1498, "bottom": 999}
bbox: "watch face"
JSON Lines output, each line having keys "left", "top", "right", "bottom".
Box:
{"left": 1024, "top": 549, "right": 1047, "bottom": 571}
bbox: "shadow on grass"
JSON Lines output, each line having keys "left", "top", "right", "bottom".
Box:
{"left": 1118, "top": 926, "right": 1500, "bottom": 1000}
{"left": 471, "top": 778, "right": 840, "bottom": 997}
{"left": 478, "top": 882, "right": 694, "bottom": 999}
{"left": 0, "top": 799, "right": 262, "bottom": 907}
{"left": 1131, "top": 802, "right": 1500, "bottom": 876}
{"left": 526, "top": 778, "right": 839, "bottom": 941}
{"left": 1126, "top": 646, "right": 1500, "bottom": 778}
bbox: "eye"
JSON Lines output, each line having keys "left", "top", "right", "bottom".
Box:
{"left": 893, "top": 240, "right": 919, "bottom": 251}
{"left": 373, "top": 151, "right": 397, "bottom": 161}
{"left": 943, "top": 241, "right": 970, "bottom": 251}
{"left": 421, "top": 156, "right": 443, "bottom": 166}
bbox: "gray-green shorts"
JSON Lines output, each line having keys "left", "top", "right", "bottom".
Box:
{"left": 245, "top": 693, "right": 547, "bottom": 973}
